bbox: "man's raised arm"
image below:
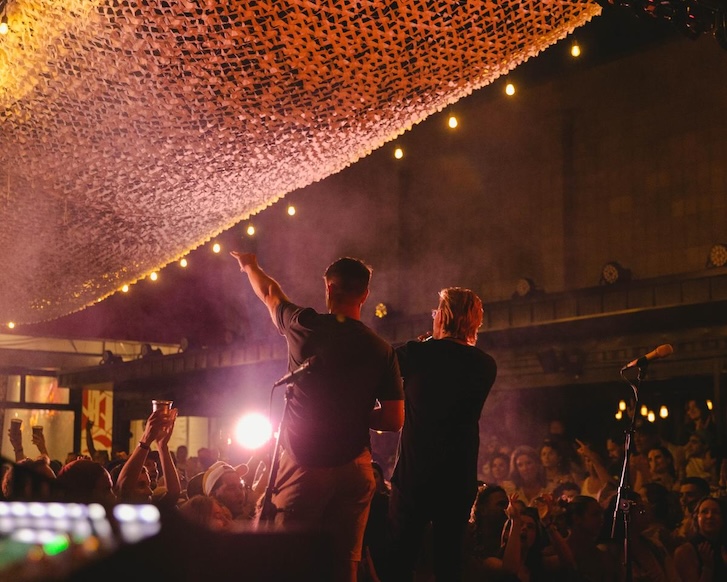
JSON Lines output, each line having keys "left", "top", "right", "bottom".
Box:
{"left": 230, "top": 251, "right": 290, "bottom": 323}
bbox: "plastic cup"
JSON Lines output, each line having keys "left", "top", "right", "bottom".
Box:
{"left": 152, "top": 400, "right": 173, "bottom": 413}
{"left": 10, "top": 418, "right": 21, "bottom": 436}
{"left": 32, "top": 425, "right": 43, "bottom": 437}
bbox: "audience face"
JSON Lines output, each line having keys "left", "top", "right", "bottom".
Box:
{"left": 679, "top": 483, "right": 703, "bottom": 514}
{"left": 634, "top": 429, "right": 659, "bottom": 455}
{"left": 515, "top": 454, "right": 539, "bottom": 485}
{"left": 211, "top": 472, "right": 247, "bottom": 517}
{"left": 695, "top": 498, "right": 723, "bottom": 540}
{"left": 647, "top": 448, "right": 670, "bottom": 475}
{"left": 540, "top": 445, "right": 559, "bottom": 470}
{"left": 606, "top": 439, "right": 622, "bottom": 463}
{"left": 686, "top": 400, "right": 705, "bottom": 423}
{"left": 124, "top": 467, "right": 153, "bottom": 503}
{"left": 519, "top": 514, "right": 538, "bottom": 550}
{"left": 685, "top": 434, "right": 706, "bottom": 458}
{"left": 176, "top": 446, "right": 188, "bottom": 463}
{"left": 490, "top": 456, "right": 509, "bottom": 482}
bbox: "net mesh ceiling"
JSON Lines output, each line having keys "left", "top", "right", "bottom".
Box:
{"left": 0, "top": 0, "right": 601, "bottom": 325}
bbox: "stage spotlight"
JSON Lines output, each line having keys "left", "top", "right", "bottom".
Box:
{"left": 140, "top": 344, "right": 163, "bottom": 359}
{"left": 706, "top": 243, "right": 727, "bottom": 267}
{"left": 234, "top": 413, "right": 273, "bottom": 450}
{"left": 599, "top": 261, "right": 631, "bottom": 285}
{"left": 100, "top": 350, "right": 123, "bottom": 365}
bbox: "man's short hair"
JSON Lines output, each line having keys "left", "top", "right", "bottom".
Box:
{"left": 681, "top": 476, "right": 710, "bottom": 497}
{"left": 324, "top": 257, "right": 372, "bottom": 299}
{"left": 438, "top": 287, "right": 484, "bottom": 345}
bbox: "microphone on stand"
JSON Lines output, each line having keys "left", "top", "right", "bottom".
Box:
{"left": 621, "top": 344, "right": 673, "bottom": 372}
{"left": 273, "top": 356, "right": 318, "bottom": 387}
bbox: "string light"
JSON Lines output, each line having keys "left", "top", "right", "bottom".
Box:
{"left": 287, "top": 205, "right": 296, "bottom": 216}
{"left": 447, "top": 115, "right": 458, "bottom": 129}
{"left": 394, "top": 147, "right": 404, "bottom": 159}
{"left": 7, "top": 322, "right": 14, "bottom": 329}
{"left": 150, "top": 272, "right": 158, "bottom": 281}
{"left": 505, "top": 82, "right": 515, "bottom": 96}
{"left": 647, "top": 410, "right": 656, "bottom": 423}
{"left": 121, "top": 285, "right": 129, "bottom": 293}
{"left": 640, "top": 404, "right": 648, "bottom": 417}
{"left": 179, "top": 258, "right": 188, "bottom": 267}
{"left": 659, "top": 405, "right": 668, "bottom": 419}
{"left": 618, "top": 400, "right": 626, "bottom": 411}
{"left": 212, "top": 243, "right": 221, "bottom": 253}
{"left": 570, "top": 41, "right": 581, "bottom": 57}
{"left": 246, "top": 224, "right": 255, "bottom": 236}
{"left": 0, "top": 15, "right": 8, "bottom": 36}
{"left": 706, "top": 399, "right": 713, "bottom": 410}
{"left": 615, "top": 410, "right": 622, "bottom": 420}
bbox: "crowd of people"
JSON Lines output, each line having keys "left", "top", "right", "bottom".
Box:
{"left": 1, "top": 250, "right": 725, "bottom": 582}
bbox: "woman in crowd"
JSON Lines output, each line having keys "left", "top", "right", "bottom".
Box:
{"left": 541, "top": 440, "right": 581, "bottom": 493}
{"left": 673, "top": 496, "right": 727, "bottom": 582}
{"left": 503, "top": 446, "right": 547, "bottom": 506}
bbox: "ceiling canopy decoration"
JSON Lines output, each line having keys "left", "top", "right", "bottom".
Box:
{"left": 0, "top": 0, "right": 600, "bottom": 325}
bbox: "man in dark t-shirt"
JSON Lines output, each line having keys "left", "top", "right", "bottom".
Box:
{"left": 230, "top": 251, "right": 404, "bottom": 582}
{"left": 384, "top": 287, "right": 497, "bottom": 582}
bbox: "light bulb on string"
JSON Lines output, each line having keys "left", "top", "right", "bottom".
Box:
{"left": 0, "top": 15, "right": 8, "bottom": 36}
{"left": 640, "top": 404, "right": 648, "bottom": 417}
{"left": 246, "top": 224, "right": 255, "bottom": 236}
{"left": 659, "top": 405, "right": 668, "bottom": 419}
{"left": 180, "top": 258, "right": 188, "bottom": 268}
{"left": 618, "top": 400, "right": 626, "bottom": 411}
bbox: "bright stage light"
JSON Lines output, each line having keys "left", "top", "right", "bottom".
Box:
{"left": 234, "top": 413, "right": 273, "bottom": 450}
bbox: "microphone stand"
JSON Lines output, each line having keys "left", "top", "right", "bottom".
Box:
{"left": 611, "top": 365, "right": 645, "bottom": 582}
{"left": 258, "top": 382, "right": 294, "bottom": 523}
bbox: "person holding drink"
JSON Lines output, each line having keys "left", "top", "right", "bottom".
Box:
{"left": 115, "top": 401, "right": 181, "bottom": 505}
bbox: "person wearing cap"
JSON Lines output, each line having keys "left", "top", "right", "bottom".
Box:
{"left": 230, "top": 251, "right": 404, "bottom": 582}
{"left": 202, "top": 460, "right": 255, "bottom": 519}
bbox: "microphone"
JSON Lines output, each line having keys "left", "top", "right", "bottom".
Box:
{"left": 273, "top": 356, "right": 318, "bottom": 387}
{"left": 621, "top": 344, "right": 674, "bottom": 371}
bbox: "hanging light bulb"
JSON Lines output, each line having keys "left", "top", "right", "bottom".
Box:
{"left": 121, "top": 284, "right": 129, "bottom": 293}
{"left": 150, "top": 272, "right": 158, "bottom": 281}
{"left": 615, "top": 410, "right": 623, "bottom": 420}
{"left": 647, "top": 411, "right": 656, "bottom": 423}
{"left": 505, "top": 82, "right": 515, "bottom": 96}
{"left": 640, "top": 404, "right": 648, "bottom": 417}
{"left": 246, "top": 224, "right": 255, "bottom": 236}
{"left": 570, "top": 41, "right": 581, "bottom": 57}
{"left": 447, "top": 115, "right": 458, "bottom": 129}
{"left": 706, "top": 399, "right": 713, "bottom": 410}
{"left": 659, "top": 405, "right": 668, "bottom": 419}
{"left": 179, "top": 258, "right": 188, "bottom": 268}
{"left": 287, "top": 205, "right": 296, "bottom": 216}
{"left": 394, "top": 147, "right": 404, "bottom": 159}
{"left": 0, "top": 14, "right": 8, "bottom": 36}
{"left": 618, "top": 400, "right": 627, "bottom": 411}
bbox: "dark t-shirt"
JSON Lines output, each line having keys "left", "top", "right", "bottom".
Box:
{"left": 275, "top": 301, "right": 404, "bottom": 467}
{"left": 391, "top": 339, "right": 497, "bottom": 497}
